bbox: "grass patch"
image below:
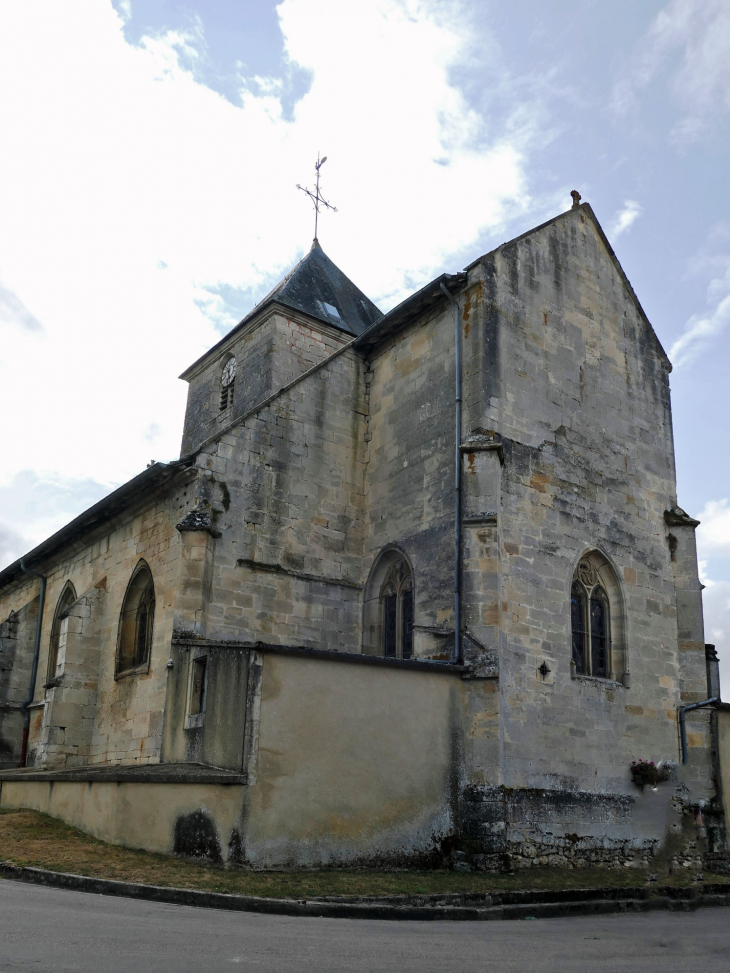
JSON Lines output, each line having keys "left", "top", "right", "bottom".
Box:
{"left": 1, "top": 808, "right": 727, "bottom": 900}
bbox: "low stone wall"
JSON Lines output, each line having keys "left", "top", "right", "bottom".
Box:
{"left": 0, "top": 768, "right": 246, "bottom": 859}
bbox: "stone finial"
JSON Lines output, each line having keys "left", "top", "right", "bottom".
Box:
{"left": 570, "top": 190, "right": 582, "bottom": 209}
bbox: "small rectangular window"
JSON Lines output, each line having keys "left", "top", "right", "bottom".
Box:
{"left": 190, "top": 656, "right": 207, "bottom": 716}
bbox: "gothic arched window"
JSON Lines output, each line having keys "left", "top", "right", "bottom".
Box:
{"left": 219, "top": 356, "right": 236, "bottom": 412}
{"left": 380, "top": 559, "right": 413, "bottom": 659}
{"left": 47, "top": 581, "right": 76, "bottom": 683}
{"left": 570, "top": 554, "right": 620, "bottom": 679}
{"left": 116, "top": 562, "right": 155, "bottom": 677}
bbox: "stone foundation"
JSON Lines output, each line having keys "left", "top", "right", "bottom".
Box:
{"left": 458, "top": 783, "right": 726, "bottom": 873}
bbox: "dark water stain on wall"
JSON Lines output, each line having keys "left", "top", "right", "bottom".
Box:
{"left": 173, "top": 808, "right": 223, "bottom": 863}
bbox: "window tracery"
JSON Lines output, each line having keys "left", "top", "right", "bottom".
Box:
{"left": 380, "top": 558, "right": 413, "bottom": 659}
{"left": 570, "top": 555, "right": 617, "bottom": 679}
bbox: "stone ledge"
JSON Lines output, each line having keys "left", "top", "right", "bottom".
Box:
{"left": 0, "top": 762, "right": 247, "bottom": 785}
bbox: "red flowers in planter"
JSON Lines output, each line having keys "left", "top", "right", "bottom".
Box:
{"left": 631, "top": 759, "right": 660, "bottom": 786}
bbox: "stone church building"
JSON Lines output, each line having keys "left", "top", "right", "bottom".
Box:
{"left": 1, "top": 197, "right": 729, "bottom": 870}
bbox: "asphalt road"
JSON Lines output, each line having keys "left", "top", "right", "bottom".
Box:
{"left": 1, "top": 879, "right": 729, "bottom": 972}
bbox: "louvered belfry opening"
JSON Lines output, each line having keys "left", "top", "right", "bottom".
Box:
{"left": 220, "top": 356, "right": 236, "bottom": 412}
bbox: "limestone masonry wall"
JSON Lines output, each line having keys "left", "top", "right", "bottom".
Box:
{"left": 0, "top": 477, "right": 194, "bottom": 768}
{"left": 187, "top": 310, "right": 368, "bottom": 651}
{"left": 363, "top": 306, "right": 458, "bottom": 659}
{"left": 453, "top": 206, "right": 716, "bottom": 855}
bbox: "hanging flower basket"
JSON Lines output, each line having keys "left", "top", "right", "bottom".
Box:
{"left": 631, "top": 760, "right": 662, "bottom": 787}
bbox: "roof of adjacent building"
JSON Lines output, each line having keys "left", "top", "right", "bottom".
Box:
{"left": 180, "top": 239, "right": 383, "bottom": 380}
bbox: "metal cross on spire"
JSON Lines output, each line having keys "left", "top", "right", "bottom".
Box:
{"left": 297, "top": 153, "right": 338, "bottom": 243}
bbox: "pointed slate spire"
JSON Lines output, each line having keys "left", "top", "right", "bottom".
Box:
{"left": 248, "top": 240, "right": 382, "bottom": 337}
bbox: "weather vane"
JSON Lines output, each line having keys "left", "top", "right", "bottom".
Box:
{"left": 297, "top": 153, "right": 337, "bottom": 242}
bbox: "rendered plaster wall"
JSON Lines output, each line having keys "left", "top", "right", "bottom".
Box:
{"left": 162, "top": 643, "right": 249, "bottom": 772}
{"left": 242, "top": 653, "right": 464, "bottom": 866}
{"left": 462, "top": 206, "right": 696, "bottom": 825}
{"left": 0, "top": 656, "right": 464, "bottom": 866}
{"left": 0, "top": 477, "right": 195, "bottom": 769}
{"left": 186, "top": 311, "right": 368, "bottom": 652}
{"left": 0, "top": 779, "right": 246, "bottom": 856}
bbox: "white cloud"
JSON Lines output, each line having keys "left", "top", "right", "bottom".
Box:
{"left": 0, "top": 0, "right": 537, "bottom": 568}
{"left": 0, "top": 281, "right": 43, "bottom": 333}
{"left": 669, "top": 261, "right": 730, "bottom": 366}
{"left": 0, "top": 521, "right": 29, "bottom": 571}
{"left": 613, "top": 0, "right": 730, "bottom": 146}
{"left": 696, "top": 499, "right": 730, "bottom": 558}
{"left": 609, "top": 200, "right": 642, "bottom": 239}
{"left": 0, "top": 471, "right": 112, "bottom": 562}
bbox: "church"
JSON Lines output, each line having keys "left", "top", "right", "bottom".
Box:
{"left": 1, "top": 196, "right": 728, "bottom": 871}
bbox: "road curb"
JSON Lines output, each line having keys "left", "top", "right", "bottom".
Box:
{"left": 2, "top": 862, "right": 730, "bottom": 921}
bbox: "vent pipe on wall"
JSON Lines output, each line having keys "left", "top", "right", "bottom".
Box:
{"left": 678, "top": 697, "right": 718, "bottom": 764}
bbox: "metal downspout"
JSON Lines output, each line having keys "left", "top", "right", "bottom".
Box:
{"left": 19, "top": 560, "right": 46, "bottom": 767}
{"left": 440, "top": 282, "right": 462, "bottom": 666}
{"left": 679, "top": 697, "right": 718, "bottom": 764}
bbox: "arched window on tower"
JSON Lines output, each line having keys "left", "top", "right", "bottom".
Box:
{"left": 219, "top": 356, "right": 236, "bottom": 412}
{"left": 116, "top": 562, "right": 155, "bottom": 677}
{"left": 47, "top": 582, "right": 76, "bottom": 683}
{"left": 570, "top": 553, "right": 625, "bottom": 680}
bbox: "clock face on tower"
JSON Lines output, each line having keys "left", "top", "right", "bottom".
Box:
{"left": 221, "top": 357, "right": 236, "bottom": 388}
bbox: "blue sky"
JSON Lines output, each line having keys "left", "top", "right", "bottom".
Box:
{"left": 1, "top": 0, "right": 729, "bottom": 684}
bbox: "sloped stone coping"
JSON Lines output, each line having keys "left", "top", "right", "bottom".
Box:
{"left": 1, "top": 863, "right": 730, "bottom": 921}
{"left": 172, "top": 638, "right": 465, "bottom": 675}
{"left": 0, "top": 762, "right": 247, "bottom": 785}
